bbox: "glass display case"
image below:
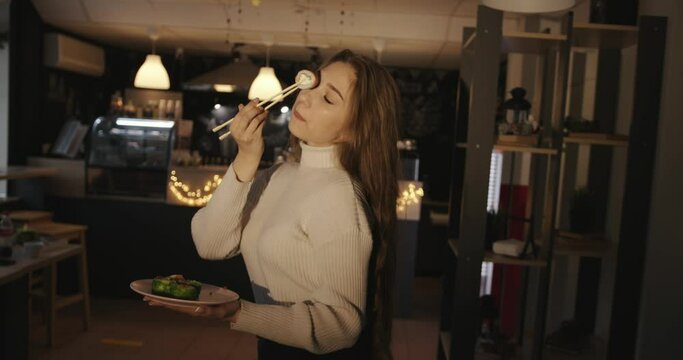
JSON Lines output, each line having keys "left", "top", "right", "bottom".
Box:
{"left": 87, "top": 116, "right": 175, "bottom": 199}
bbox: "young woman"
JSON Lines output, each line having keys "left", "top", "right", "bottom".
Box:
{"left": 146, "top": 49, "right": 400, "bottom": 359}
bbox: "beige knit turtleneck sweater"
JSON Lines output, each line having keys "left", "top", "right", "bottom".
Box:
{"left": 191, "top": 142, "right": 372, "bottom": 354}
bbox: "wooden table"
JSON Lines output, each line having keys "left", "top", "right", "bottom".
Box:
{"left": 0, "top": 244, "right": 82, "bottom": 286}
{"left": 0, "top": 243, "right": 82, "bottom": 359}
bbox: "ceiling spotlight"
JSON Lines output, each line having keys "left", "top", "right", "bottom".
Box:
{"left": 280, "top": 106, "right": 290, "bottom": 114}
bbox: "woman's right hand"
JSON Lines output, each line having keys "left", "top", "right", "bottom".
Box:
{"left": 230, "top": 99, "right": 268, "bottom": 182}
{"left": 231, "top": 99, "right": 268, "bottom": 159}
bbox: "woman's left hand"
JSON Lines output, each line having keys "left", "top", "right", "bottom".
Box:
{"left": 143, "top": 296, "right": 241, "bottom": 323}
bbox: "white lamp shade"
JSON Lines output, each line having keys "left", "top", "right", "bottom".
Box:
{"left": 482, "top": 0, "right": 575, "bottom": 13}
{"left": 248, "top": 67, "right": 282, "bottom": 100}
{"left": 134, "top": 54, "right": 170, "bottom": 90}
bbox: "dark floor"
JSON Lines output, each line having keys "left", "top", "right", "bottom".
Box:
{"left": 29, "top": 277, "right": 442, "bottom": 360}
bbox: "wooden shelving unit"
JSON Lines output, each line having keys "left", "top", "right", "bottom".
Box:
{"left": 440, "top": 6, "right": 571, "bottom": 359}
{"left": 548, "top": 16, "right": 668, "bottom": 359}
{"left": 442, "top": 6, "right": 666, "bottom": 359}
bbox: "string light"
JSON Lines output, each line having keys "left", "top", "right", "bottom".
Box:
{"left": 169, "top": 170, "right": 223, "bottom": 207}
{"left": 396, "top": 183, "right": 424, "bottom": 213}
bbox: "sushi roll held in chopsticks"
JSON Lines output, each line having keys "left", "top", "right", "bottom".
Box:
{"left": 294, "top": 69, "right": 320, "bottom": 90}
{"left": 212, "top": 69, "right": 320, "bottom": 140}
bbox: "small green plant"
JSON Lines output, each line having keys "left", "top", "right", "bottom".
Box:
{"left": 12, "top": 225, "right": 41, "bottom": 245}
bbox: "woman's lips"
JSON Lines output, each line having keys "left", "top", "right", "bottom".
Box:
{"left": 293, "top": 109, "right": 307, "bottom": 122}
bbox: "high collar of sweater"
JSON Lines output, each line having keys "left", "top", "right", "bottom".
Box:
{"left": 299, "top": 141, "right": 341, "bottom": 169}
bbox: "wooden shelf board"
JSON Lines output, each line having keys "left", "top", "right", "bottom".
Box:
{"left": 456, "top": 142, "right": 558, "bottom": 155}
{"left": 555, "top": 231, "right": 613, "bottom": 258}
{"left": 465, "top": 31, "right": 567, "bottom": 54}
{"left": 503, "top": 31, "right": 567, "bottom": 54}
{"left": 554, "top": 242, "right": 613, "bottom": 258}
{"left": 573, "top": 22, "right": 638, "bottom": 49}
{"left": 564, "top": 133, "right": 629, "bottom": 146}
{"left": 448, "top": 238, "right": 547, "bottom": 267}
{"left": 495, "top": 143, "right": 558, "bottom": 155}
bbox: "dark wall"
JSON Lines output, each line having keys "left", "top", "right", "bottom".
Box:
{"left": 634, "top": 1, "right": 683, "bottom": 358}
{"left": 394, "top": 69, "right": 459, "bottom": 201}
{"left": 8, "top": 0, "right": 44, "bottom": 165}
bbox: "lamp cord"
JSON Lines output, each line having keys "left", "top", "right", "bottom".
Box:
{"left": 266, "top": 46, "right": 270, "bottom": 67}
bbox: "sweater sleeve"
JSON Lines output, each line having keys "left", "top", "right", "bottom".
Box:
{"left": 191, "top": 164, "right": 253, "bottom": 260}
{"left": 230, "top": 181, "right": 373, "bottom": 354}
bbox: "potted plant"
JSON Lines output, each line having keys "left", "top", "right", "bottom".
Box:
{"left": 12, "top": 225, "right": 44, "bottom": 258}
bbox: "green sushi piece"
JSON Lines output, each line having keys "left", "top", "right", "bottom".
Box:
{"left": 151, "top": 275, "right": 201, "bottom": 300}
{"left": 169, "top": 283, "right": 200, "bottom": 300}
{"left": 151, "top": 278, "right": 172, "bottom": 296}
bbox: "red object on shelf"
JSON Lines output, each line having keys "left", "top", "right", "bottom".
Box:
{"left": 491, "top": 184, "right": 528, "bottom": 338}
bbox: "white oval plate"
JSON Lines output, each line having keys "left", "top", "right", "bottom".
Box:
{"left": 130, "top": 279, "right": 239, "bottom": 306}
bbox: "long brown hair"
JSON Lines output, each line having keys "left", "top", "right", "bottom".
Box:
{"left": 289, "top": 49, "right": 400, "bottom": 358}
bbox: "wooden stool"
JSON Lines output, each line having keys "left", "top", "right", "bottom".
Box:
{"left": 28, "top": 221, "right": 89, "bottom": 346}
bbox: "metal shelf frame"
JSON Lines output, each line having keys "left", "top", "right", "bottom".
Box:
{"left": 438, "top": 6, "right": 668, "bottom": 360}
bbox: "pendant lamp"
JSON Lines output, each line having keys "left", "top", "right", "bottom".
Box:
{"left": 482, "top": 0, "right": 575, "bottom": 13}
{"left": 248, "top": 40, "right": 282, "bottom": 100}
{"left": 134, "top": 31, "right": 170, "bottom": 90}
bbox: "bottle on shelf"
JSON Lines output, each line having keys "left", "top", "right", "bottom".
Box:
{"left": 166, "top": 99, "right": 175, "bottom": 119}
{"left": 158, "top": 99, "right": 166, "bottom": 119}
{"left": 109, "top": 91, "right": 124, "bottom": 115}
{"left": 124, "top": 100, "right": 136, "bottom": 117}
{"left": 0, "top": 212, "right": 15, "bottom": 247}
{"left": 174, "top": 100, "right": 183, "bottom": 121}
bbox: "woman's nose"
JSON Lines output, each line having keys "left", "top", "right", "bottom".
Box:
{"left": 296, "top": 89, "right": 312, "bottom": 107}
